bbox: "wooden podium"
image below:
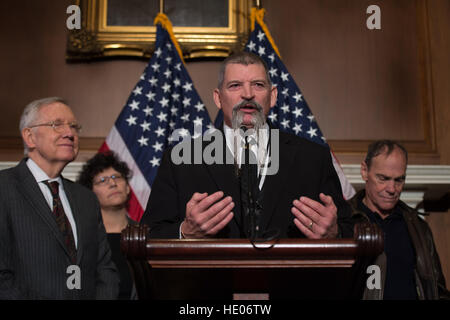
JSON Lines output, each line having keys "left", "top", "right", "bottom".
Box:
{"left": 121, "top": 223, "right": 383, "bottom": 299}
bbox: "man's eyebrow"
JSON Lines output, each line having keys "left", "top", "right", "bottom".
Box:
{"left": 375, "top": 173, "right": 406, "bottom": 180}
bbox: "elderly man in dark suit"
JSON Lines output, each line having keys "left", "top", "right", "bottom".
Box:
{"left": 141, "top": 52, "right": 353, "bottom": 240}
{"left": 0, "top": 97, "right": 119, "bottom": 299}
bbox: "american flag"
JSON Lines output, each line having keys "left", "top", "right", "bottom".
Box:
{"left": 100, "top": 17, "right": 213, "bottom": 221}
{"left": 215, "top": 8, "right": 355, "bottom": 199}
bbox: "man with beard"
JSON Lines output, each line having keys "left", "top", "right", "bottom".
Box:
{"left": 141, "top": 52, "right": 353, "bottom": 240}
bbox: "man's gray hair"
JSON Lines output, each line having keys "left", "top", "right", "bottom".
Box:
{"left": 217, "top": 51, "right": 272, "bottom": 88}
{"left": 20, "top": 97, "right": 68, "bottom": 155}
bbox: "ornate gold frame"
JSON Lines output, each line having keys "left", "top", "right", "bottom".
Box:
{"left": 67, "top": 0, "right": 251, "bottom": 60}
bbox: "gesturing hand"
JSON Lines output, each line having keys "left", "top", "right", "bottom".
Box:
{"left": 181, "top": 191, "right": 235, "bottom": 239}
{"left": 291, "top": 193, "right": 338, "bottom": 239}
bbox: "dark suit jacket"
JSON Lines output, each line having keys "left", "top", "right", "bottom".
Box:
{"left": 141, "top": 129, "right": 353, "bottom": 239}
{"left": 0, "top": 159, "right": 119, "bottom": 299}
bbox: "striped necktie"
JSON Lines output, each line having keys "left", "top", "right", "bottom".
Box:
{"left": 43, "top": 180, "right": 77, "bottom": 263}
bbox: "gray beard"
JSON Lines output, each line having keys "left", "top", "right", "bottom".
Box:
{"left": 231, "top": 100, "right": 267, "bottom": 169}
{"left": 231, "top": 100, "right": 266, "bottom": 131}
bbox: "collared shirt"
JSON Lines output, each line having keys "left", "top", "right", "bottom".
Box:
{"left": 26, "top": 158, "right": 78, "bottom": 248}
{"left": 358, "top": 200, "right": 417, "bottom": 300}
{"left": 223, "top": 123, "right": 270, "bottom": 191}
{"left": 179, "top": 124, "right": 271, "bottom": 239}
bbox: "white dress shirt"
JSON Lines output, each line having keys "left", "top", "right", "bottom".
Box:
{"left": 223, "top": 123, "right": 271, "bottom": 190}
{"left": 26, "top": 158, "right": 78, "bottom": 248}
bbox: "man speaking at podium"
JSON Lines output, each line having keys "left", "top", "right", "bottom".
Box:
{"left": 141, "top": 52, "right": 353, "bottom": 240}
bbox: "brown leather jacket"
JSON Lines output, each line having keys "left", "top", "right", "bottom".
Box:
{"left": 349, "top": 190, "right": 450, "bottom": 300}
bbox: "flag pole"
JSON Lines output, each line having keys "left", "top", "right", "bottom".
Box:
{"left": 255, "top": 0, "right": 261, "bottom": 9}
{"left": 159, "top": 0, "right": 164, "bottom": 13}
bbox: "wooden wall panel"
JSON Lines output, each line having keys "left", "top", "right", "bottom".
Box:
{"left": 0, "top": 0, "right": 448, "bottom": 165}
{"left": 425, "top": 212, "right": 450, "bottom": 290}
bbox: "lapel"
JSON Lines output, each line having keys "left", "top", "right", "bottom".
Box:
{"left": 202, "top": 128, "right": 243, "bottom": 230}
{"left": 259, "top": 131, "right": 297, "bottom": 232}
{"left": 15, "top": 159, "right": 74, "bottom": 261}
{"left": 62, "top": 178, "right": 83, "bottom": 264}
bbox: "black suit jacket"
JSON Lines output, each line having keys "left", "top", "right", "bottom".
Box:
{"left": 0, "top": 159, "right": 119, "bottom": 299}
{"left": 141, "top": 130, "right": 353, "bottom": 239}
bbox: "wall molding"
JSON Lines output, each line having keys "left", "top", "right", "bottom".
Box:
{"left": 1, "top": 161, "right": 449, "bottom": 209}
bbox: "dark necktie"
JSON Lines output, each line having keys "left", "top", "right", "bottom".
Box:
{"left": 240, "top": 136, "right": 259, "bottom": 239}
{"left": 43, "top": 181, "right": 77, "bottom": 263}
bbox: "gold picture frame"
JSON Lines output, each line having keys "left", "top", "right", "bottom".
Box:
{"left": 67, "top": 0, "right": 251, "bottom": 61}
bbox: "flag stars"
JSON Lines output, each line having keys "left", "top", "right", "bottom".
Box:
{"left": 140, "top": 121, "right": 151, "bottom": 132}
{"left": 179, "top": 128, "right": 189, "bottom": 137}
{"left": 257, "top": 30, "right": 266, "bottom": 42}
{"left": 173, "top": 78, "right": 181, "bottom": 87}
{"left": 126, "top": 115, "right": 137, "bottom": 126}
{"left": 175, "top": 63, "right": 181, "bottom": 71}
{"left": 137, "top": 136, "right": 149, "bottom": 147}
{"left": 194, "top": 102, "right": 205, "bottom": 112}
{"left": 307, "top": 114, "right": 315, "bottom": 122}
{"left": 157, "top": 112, "right": 168, "bottom": 122}
{"left": 128, "top": 100, "right": 140, "bottom": 111}
{"left": 281, "top": 104, "right": 290, "bottom": 113}
{"left": 281, "top": 119, "right": 290, "bottom": 129}
{"left": 165, "top": 56, "right": 172, "bottom": 64}
{"left": 149, "top": 157, "right": 160, "bottom": 167}
{"left": 155, "top": 126, "right": 166, "bottom": 137}
{"left": 151, "top": 62, "right": 160, "bottom": 72}
{"left": 293, "top": 92, "right": 303, "bottom": 102}
{"left": 166, "top": 43, "right": 172, "bottom": 50}
{"left": 307, "top": 127, "right": 318, "bottom": 138}
{"left": 163, "top": 69, "right": 172, "bottom": 79}
{"left": 182, "top": 97, "right": 191, "bottom": 107}
{"left": 247, "top": 41, "right": 256, "bottom": 51}
{"left": 172, "top": 92, "right": 180, "bottom": 101}
{"left": 258, "top": 46, "right": 266, "bottom": 56}
{"left": 170, "top": 107, "right": 178, "bottom": 115}
{"left": 293, "top": 123, "right": 302, "bottom": 134}
{"left": 182, "top": 82, "right": 193, "bottom": 92}
{"left": 193, "top": 116, "right": 203, "bottom": 127}
{"left": 281, "top": 72, "right": 289, "bottom": 82}
{"left": 268, "top": 113, "right": 277, "bottom": 122}
{"left": 154, "top": 47, "right": 162, "bottom": 57}
{"left": 282, "top": 88, "right": 289, "bottom": 97}
{"left": 148, "top": 77, "right": 158, "bottom": 86}
{"left": 162, "top": 83, "right": 171, "bottom": 93}
{"left": 143, "top": 106, "right": 153, "bottom": 117}
{"left": 292, "top": 107, "right": 303, "bottom": 118}
{"left": 181, "top": 113, "right": 190, "bottom": 122}
{"left": 146, "top": 91, "right": 156, "bottom": 101}
{"left": 152, "top": 141, "right": 164, "bottom": 152}
{"left": 159, "top": 97, "right": 169, "bottom": 108}
{"left": 269, "top": 67, "right": 278, "bottom": 78}
{"left": 132, "top": 86, "right": 142, "bottom": 95}
{"left": 268, "top": 53, "right": 275, "bottom": 63}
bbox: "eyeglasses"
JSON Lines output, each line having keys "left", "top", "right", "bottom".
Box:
{"left": 28, "top": 120, "right": 82, "bottom": 134}
{"left": 93, "top": 174, "right": 125, "bottom": 186}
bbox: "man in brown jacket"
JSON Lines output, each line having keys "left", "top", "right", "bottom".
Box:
{"left": 349, "top": 140, "right": 449, "bottom": 299}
